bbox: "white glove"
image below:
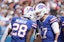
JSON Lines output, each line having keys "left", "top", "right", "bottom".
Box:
{"left": 54, "top": 40, "right": 57, "bottom": 42}
{"left": 35, "top": 33, "right": 40, "bottom": 39}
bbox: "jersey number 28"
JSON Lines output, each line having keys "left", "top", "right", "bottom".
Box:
{"left": 12, "top": 23, "right": 27, "bottom": 38}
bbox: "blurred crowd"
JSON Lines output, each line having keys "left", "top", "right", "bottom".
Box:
{"left": 0, "top": 0, "right": 64, "bottom": 35}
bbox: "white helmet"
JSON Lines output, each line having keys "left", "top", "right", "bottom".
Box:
{"left": 35, "top": 3, "right": 48, "bottom": 20}
{"left": 24, "top": 6, "right": 36, "bottom": 21}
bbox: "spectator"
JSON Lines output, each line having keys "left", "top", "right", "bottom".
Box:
{"left": 14, "top": 5, "right": 22, "bottom": 17}
{"left": 22, "top": 1, "right": 31, "bottom": 15}
{"left": 50, "top": 0, "right": 60, "bottom": 16}
{"left": 0, "top": 0, "right": 2, "bottom": 7}
{"left": 9, "top": 2, "right": 15, "bottom": 9}
{"left": 33, "top": 0, "right": 50, "bottom": 14}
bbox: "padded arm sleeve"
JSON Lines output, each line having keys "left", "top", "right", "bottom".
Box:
{"left": 51, "top": 22, "right": 60, "bottom": 34}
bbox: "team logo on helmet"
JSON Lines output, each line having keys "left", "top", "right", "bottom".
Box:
{"left": 27, "top": 8, "right": 34, "bottom": 13}
{"left": 38, "top": 5, "right": 45, "bottom": 9}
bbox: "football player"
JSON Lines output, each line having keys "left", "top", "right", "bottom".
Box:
{"left": 1, "top": 6, "right": 37, "bottom": 42}
{"left": 35, "top": 3, "right": 60, "bottom": 42}
{"left": 58, "top": 10, "right": 64, "bottom": 42}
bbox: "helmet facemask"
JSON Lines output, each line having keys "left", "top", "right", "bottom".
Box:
{"left": 36, "top": 8, "right": 48, "bottom": 20}
{"left": 35, "top": 3, "right": 48, "bottom": 20}
{"left": 29, "top": 13, "right": 37, "bottom": 21}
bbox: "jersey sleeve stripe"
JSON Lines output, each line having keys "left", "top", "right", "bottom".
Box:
{"left": 62, "top": 22, "right": 64, "bottom": 26}
{"left": 32, "top": 23, "right": 37, "bottom": 28}
{"left": 50, "top": 17, "right": 57, "bottom": 21}
{"left": 62, "top": 22, "right": 64, "bottom": 23}
{"left": 62, "top": 23, "right": 64, "bottom": 26}
{"left": 50, "top": 19, "right": 58, "bottom": 24}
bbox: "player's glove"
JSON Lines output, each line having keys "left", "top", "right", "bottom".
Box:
{"left": 54, "top": 40, "right": 57, "bottom": 42}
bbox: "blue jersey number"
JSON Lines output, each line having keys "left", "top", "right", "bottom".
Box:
{"left": 12, "top": 23, "right": 27, "bottom": 38}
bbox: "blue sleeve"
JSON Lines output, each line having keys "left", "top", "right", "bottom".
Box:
{"left": 50, "top": 16, "right": 58, "bottom": 24}
{"left": 27, "top": 20, "right": 37, "bottom": 31}
{"left": 60, "top": 17, "right": 62, "bottom": 23}
{"left": 32, "top": 22, "right": 37, "bottom": 28}
{"left": 60, "top": 17, "right": 64, "bottom": 27}
{"left": 31, "top": 21, "right": 37, "bottom": 29}
{"left": 11, "top": 17, "right": 17, "bottom": 25}
{"left": 11, "top": 17, "right": 15, "bottom": 22}
{"left": 11, "top": 17, "right": 18, "bottom": 22}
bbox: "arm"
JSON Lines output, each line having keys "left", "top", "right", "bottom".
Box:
{"left": 1, "top": 24, "right": 12, "bottom": 42}
{"left": 34, "top": 28, "right": 42, "bottom": 42}
{"left": 26, "top": 28, "right": 34, "bottom": 42}
{"left": 51, "top": 22, "right": 60, "bottom": 42}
